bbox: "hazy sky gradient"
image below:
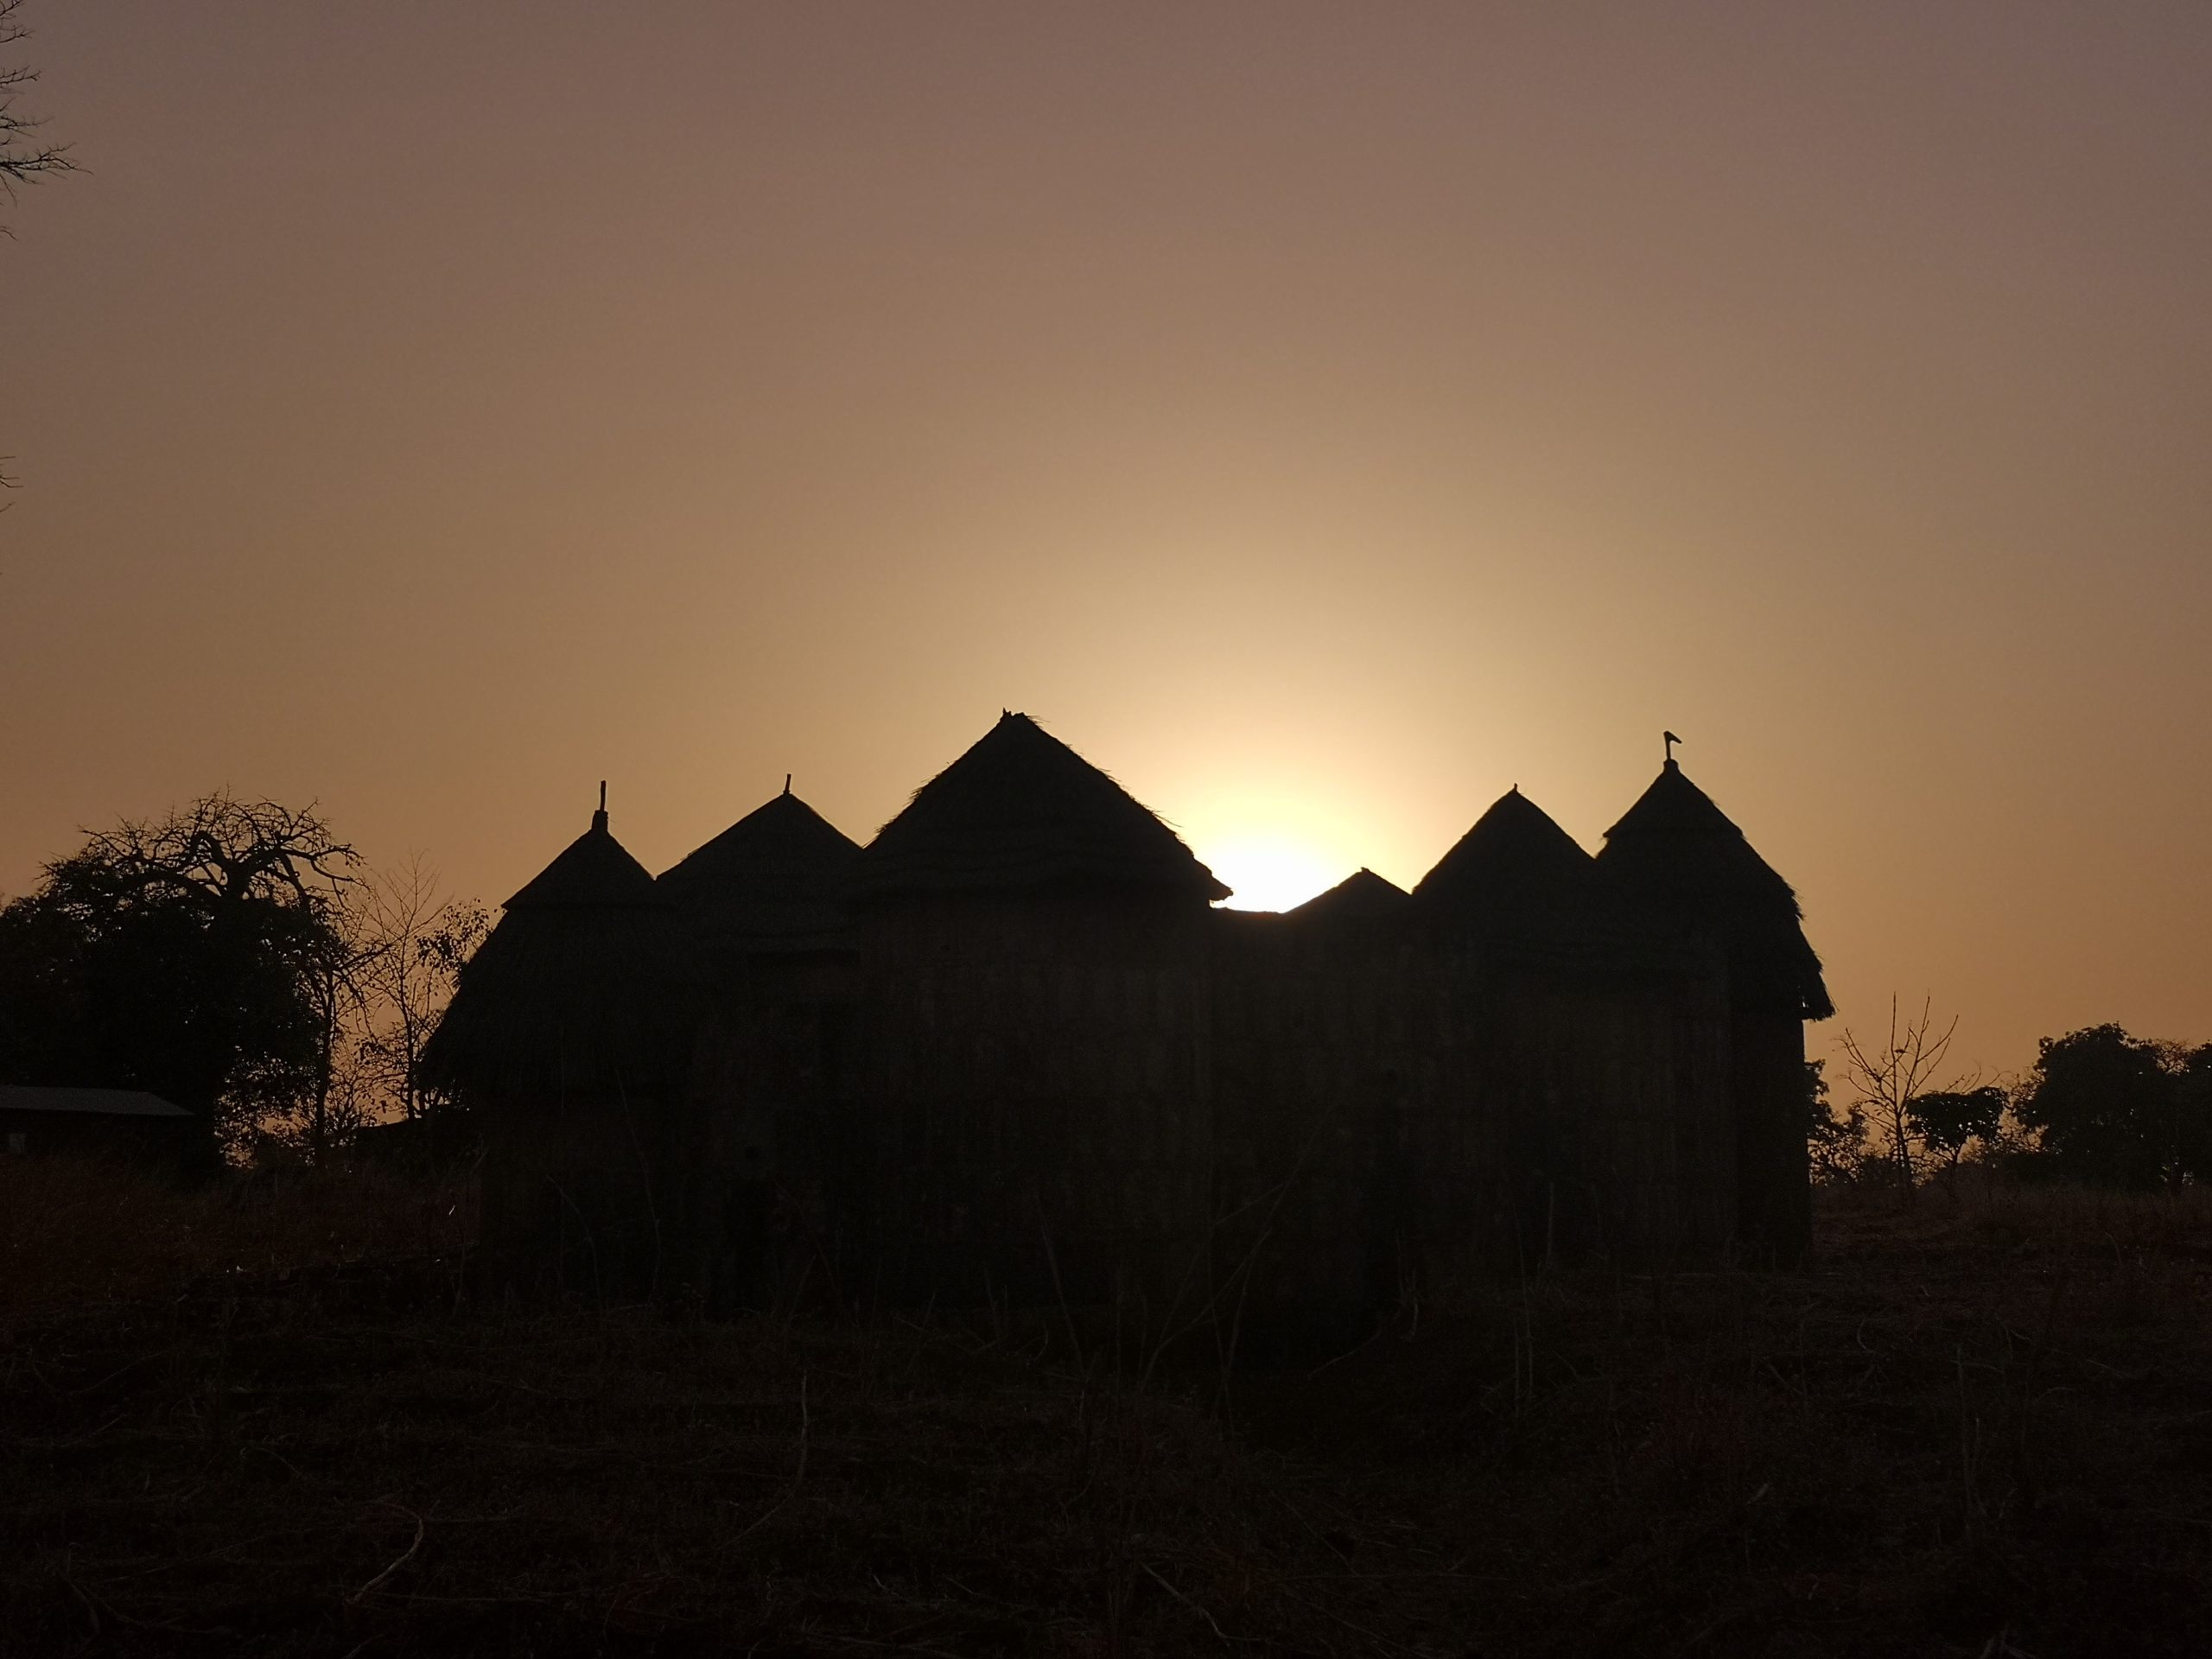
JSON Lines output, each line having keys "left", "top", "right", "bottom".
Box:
{"left": 4, "top": 2, "right": 2208, "bottom": 1079}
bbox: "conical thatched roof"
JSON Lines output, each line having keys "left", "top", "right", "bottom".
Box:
{"left": 503, "top": 808, "right": 663, "bottom": 909}
{"left": 1412, "top": 788, "right": 1593, "bottom": 935}
{"left": 420, "top": 804, "right": 702, "bottom": 1102}
{"left": 1285, "top": 868, "right": 1409, "bottom": 925}
{"left": 1409, "top": 788, "right": 1686, "bottom": 975}
{"left": 1597, "top": 760, "right": 1832, "bottom": 1018}
{"left": 658, "top": 785, "right": 861, "bottom": 956}
{"left": 855, "top": 712, "right": 1230, "bottom": 903}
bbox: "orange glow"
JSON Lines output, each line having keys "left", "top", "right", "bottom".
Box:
{"left": 1198, "top": 831, "right": 1346, "bottom": 914}
{"left": 3, "top": 5, "right": 2209, "bottom": 1083}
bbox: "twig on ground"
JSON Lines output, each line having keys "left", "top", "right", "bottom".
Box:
{"left": 1140, "top": 1560, "right": 1251, "bottom": 1645}
{"left": 347, "top": 1500, "right": 424, "bottom": 1604}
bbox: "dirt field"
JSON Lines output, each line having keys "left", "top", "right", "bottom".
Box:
{"left": 4, "top": 1160, "right": 2208, "bottom": 1656}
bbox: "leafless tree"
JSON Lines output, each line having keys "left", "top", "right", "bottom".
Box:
{"left": 1, "top": 0, "right": 73, "bottom": 216}
{"left": 1836, "top": 995, "right": 1970, "bottom": 1190}
{"left": 303, "top": 926, "right": 374, "bottom": 1163}
{"left": 253, "top": 855, "right": 486, "bottom": 1160}
{"left": 2, "top": 0, "right": 75, "bottom": 506}
{"left": 73, "top": 792, "right": 361, "bottom": 912}
{"left": 348, "top": 856, "right": 487, "bottom": 1125}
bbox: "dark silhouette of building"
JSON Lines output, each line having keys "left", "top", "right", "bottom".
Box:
{"left": 419, "top": 794, "right": 703, "bottom": 1302}
{"left": 0, "top": 1084, "right": 195, "bottom": 1166}
{"left": 425, "top": 715, "right": 1830, "bottom": 1326}
{"left": 658, "top": 782, "right": 863, "bottom": 1311}
{"left": 1595, "top": 757, "right": 1833, "bottom": 1267}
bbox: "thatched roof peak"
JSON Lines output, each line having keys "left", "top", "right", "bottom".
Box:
{"left": 503, "top": 801, "right": 666, "bottom": 912}
{"left": 658, "top": 787, "right": 861, "bottom": 955}
{"left": 855, "top": 711, "right": 1230, "bottom": 903}
{"left": 661, "top": 789, "right": 859, "bottom": 888}
{"left": 1599, "top": 760, "right": 1799, "bottom": 913}
{"left": 421, "top": 798, "right": 700, "bottom": 1102}
{"left": 1412, "top": 787, "right": 1593, "bottom": 922}
{"left": 1285, "top": 868, "right": 1409, "bottom": 925}
{"left": 1599, "top": 760, "right": 1833, "bottom": 1019}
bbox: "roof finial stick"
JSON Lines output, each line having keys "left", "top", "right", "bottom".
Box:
{"left": 1663, "top": 730, "right": 1682, "bottom": 766}
{"left": 783, "top": 773, "right": 791, "bottom": 796}
{"left": 599, "top": 779, "right": 607, "bottom": 811}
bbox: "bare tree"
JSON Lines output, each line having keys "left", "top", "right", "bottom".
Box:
{"left": 2, "top": 0, "right": 76, "bottom": 506}
{"left": 1835, "top": 995, "right": 1965, "bottom": 1190}
{"left": 73, "top": 792, "right": 360, "bottom": 914}
{"left": 349, "top": 857, "right": 487, "bottom": 1126}
{"left": 0, "top": 0, "right": 73, "bottom": 216}
{"left": 246, "top": 855, "right": 487, "bottom": 1161}
{"left": 302, "top": 921, "right": 374, "bottom": 1163}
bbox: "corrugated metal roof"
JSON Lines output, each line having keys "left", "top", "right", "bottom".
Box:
{"left": 0, "top": 1085, "right": 193, "bottom": 1119}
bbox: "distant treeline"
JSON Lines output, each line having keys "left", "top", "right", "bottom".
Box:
{"left": 1812, "top": 1025, "right": 2212, "bottom": 1192}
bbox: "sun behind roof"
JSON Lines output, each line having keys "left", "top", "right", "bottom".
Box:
{"left": 1201, "top": 830, "right": 1344, "bottom": 914}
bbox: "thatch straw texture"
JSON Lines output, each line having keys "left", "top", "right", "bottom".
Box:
{"left": 420, "top": 810, "right": 702, "bottom": 1103}
{"left": 658, "top": 787, "right": 861, "bottom": 957}
{"left": 1597, "top": 761, "right": 1833, "bottom": 1019}
{"left": 855, "top": 712, "right": 1229, "bottom": 903}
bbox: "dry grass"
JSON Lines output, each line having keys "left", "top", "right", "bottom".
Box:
{"left": 0, "top": 1156, "right": 477, "bottom": 1323}
{"left": 3, "top": 1162, "right": 2209, "bottom": 1656}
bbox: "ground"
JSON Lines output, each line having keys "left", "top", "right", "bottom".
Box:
{"left": 3, "top": 1161, "right": 2208, "bottom": 1656}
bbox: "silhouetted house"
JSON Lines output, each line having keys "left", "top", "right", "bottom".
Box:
{"left": 1410, "top": 787, "right": 1735, "bottom": 1267}
{"left": 842, "top": 712, "right": 1228, "bottom": 1321}
{"left": 1408, "top": 788, "right": 1613, "bottom": 1272}
{"left": 659, "top": 784, "right": 863, "bottom": 1312}
{"left": 1597, "top": 758, "right": 1831, "bottom": 1267}
{"left": 421, "top": 797, "right": 704, "bottom": 1302}
{"left": 444, "top": 721, "right": 1830, "bottom": 1330}
{"left": 1209, "top": 890, "right": 1412, "bottom": 1340}
{"left": 0, "top": 1085, "right": 194, "bottom": 1166}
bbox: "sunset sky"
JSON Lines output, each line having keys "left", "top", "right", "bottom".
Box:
{"left": 3, "top": 3, "right": 2207, "bottom": 1082}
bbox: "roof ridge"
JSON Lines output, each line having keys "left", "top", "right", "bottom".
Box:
{"left": 504, "top": 806, "right": 666, "bottom": 912}
{"left": 855, "top": 712, "right": 1229, "bottom": 902}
